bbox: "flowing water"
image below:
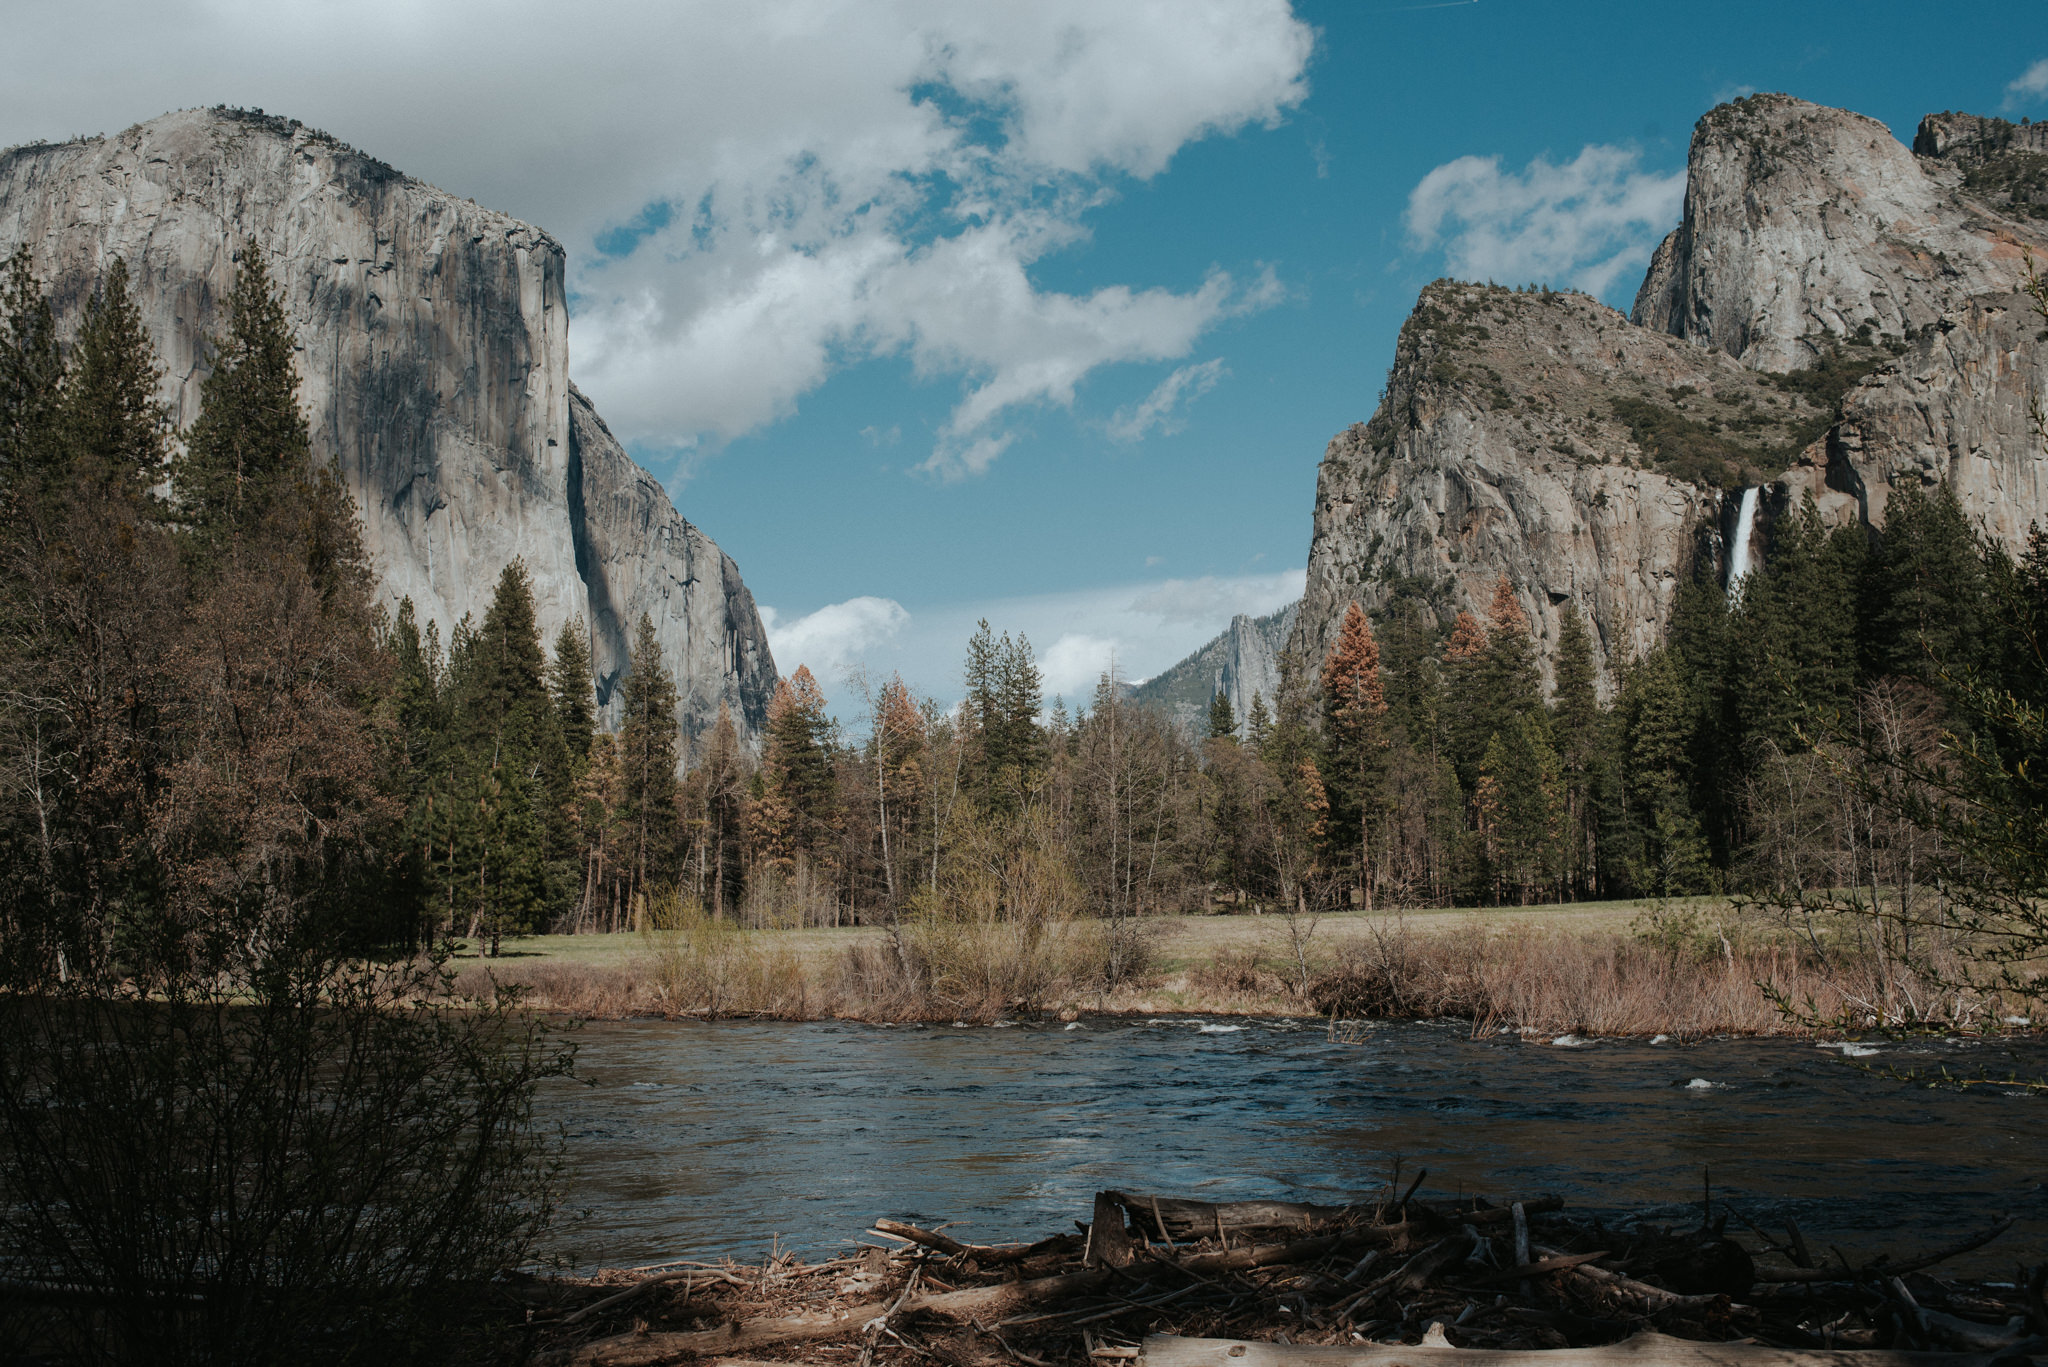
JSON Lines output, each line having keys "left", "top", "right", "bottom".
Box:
{"left": 545, "top": 1017, "right": 2046, "bottom": 1271}
{"left": 1727, "top": 485, "right": 1761, "bottom": 591}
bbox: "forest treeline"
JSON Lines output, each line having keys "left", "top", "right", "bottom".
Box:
{"left": 4, "top": 244, "right": 2046, "bottom": 976}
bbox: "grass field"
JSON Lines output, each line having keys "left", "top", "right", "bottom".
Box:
{"left": 459, "top": 895, "right": 1725, "bottom": 974}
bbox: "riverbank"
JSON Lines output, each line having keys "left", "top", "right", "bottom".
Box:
{"left": 519, "top": 1186, "right": 2042, "bottom": 1366}
{"left": 450, "top": 899, "right": 2019, "bottom": 1039}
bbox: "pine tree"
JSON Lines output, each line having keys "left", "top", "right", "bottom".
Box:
{"left": 1614, "top": 647, "right": 1713, "bottom": 896}
{"left": 63, "top": 257, "right": 170, "bottom": 501}
{"left": 1442, "top": 607, "right": 1492, "bottom": 782}
{"left": 178, "top": 245, "right": 311, "bottom": 553}
{"left": 1550, "top": 607, "right": 1602, "bottom": 895}
{"left": 0, "top": 248, "right": 67, "bottom": 507}
{"left": 1480, "top": 576, "right": 1544, "bottom": 730}
{"left": 1320, "top": 603, "right": 1390, "bottom": 908}
{"left": 1861, "top": 481, "right": 1989, "bottom": 687}
{"left": 755, "top": 665, "right": 836, "bottom": 871}
{"left": 550, "top": 620, "right": 597, "bottom": 763}
{"left": 1473, "top": 712, "right": 1564, "bottom": 904}
{"left": 617, "top": 613, "right": 680, "bottom": 914}
{"left": 1244, "top": 692, "right": 1273, "bottom": 751}
{"left": 1207, "top": 690, "right": 1238, "bottom": 742}
{"left": 685, "top": 702, "right": 749, "bottom": 916}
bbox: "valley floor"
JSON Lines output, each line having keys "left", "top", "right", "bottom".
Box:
{"left": 448, "top": 896, "right": 2011, "bottom": 1041}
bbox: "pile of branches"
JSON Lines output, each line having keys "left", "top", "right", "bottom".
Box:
{"left": 523, "top": 1182, "right": 2046, "bottom": 1366}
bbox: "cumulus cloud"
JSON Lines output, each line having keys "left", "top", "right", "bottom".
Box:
{"left": 1404, "top": 144, "right": 1684, "bottom": 300}
{"left": 1039, "top": 634, "right": 1123, "bottom": 700}
{"left": 765, "top": 567, "right": 1304, "bottom": 715}
{"left": 2005, "top": 58, "right": 2048, "bottom": 110}
{"left": 1129, "top": 569, "right": 1305, "bottom": 623}
{"left": 762, "top": 596, "right": 910, "bottom": 677}
{"left": 0, "top": 1, "right": 1312, "bottom": 475}
{"left": 1106, "top": 358, "right": 1228, "bottom": 442}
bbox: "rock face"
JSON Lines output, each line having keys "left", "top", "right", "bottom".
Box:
{"left": 1267, "top": 94, "right": 2048, "bottom": 695}
{"left": 1127, "top": 602, "right": 1296, "bottom": 736}
{"left": 1634, "top": 94, "right": 2041, "bottom": 373}
{"left": 1291, "top": 281, "right": 1832, "bottom": 687}
{"left": 0, "top": 107, "right": 774, "bottom": 750}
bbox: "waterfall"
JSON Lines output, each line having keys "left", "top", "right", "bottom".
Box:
{"left": 1726, "top": 486, "right": 1760, "bottom": 594}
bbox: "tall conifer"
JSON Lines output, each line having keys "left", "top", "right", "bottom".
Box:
{"left": 1320, "top": 603, "right": 1390, "bottom": 907}
{"left": 64, "top": 257, "right": 170, "bottom": 501}
{"left": 617, "top": 613, "right": 680, "bottom": 911}
{"left": 0, "top": 248, "right": 66, "bottom": 504}
{"left": 179, "top": 245, "right": 311, "bottom": 551}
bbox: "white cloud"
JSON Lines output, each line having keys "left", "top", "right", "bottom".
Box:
{"left": 762, "top": 596, "right": 910, "bottom": 678}
{"left": 1040, "top": 634, "right": 1123, "bottom": 700}
{"left": 767, "top": 567, "right": 1304, "bottom": 715}
{"left": 0, "top": 1, "right": 1312, "bottom": 476}
{"left": 2005, "top": 58, "right": 2048, "bottom": 110}
{"left": 1403, "top": 144, "right": 1685, "bottom": 300}
{"left": 1106, "top": 358, "right": 1228, "bottom": 442}
{"left": 1129, "top": 570, "right": 1304, "bottom": 623}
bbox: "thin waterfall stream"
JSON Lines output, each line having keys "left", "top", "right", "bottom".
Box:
{"left": 1727, "top": 485, "right": 1760, "bottom": 592}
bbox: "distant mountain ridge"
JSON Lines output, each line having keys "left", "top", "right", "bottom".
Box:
{"left": 1128, "top": 601, "right": 1297, "bottom": 737}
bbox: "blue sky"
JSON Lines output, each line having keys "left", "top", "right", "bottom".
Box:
{"left": 7, "top": 0, "right": 2048, "bottom": 709}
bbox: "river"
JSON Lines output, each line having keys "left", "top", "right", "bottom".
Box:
{"left": 544, "top": 1016, "right": 2045, "bottom": 1271}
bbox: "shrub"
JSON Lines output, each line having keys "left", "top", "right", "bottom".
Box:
{"left": 0, "top": 952, "right": 569, "bottom": 1365}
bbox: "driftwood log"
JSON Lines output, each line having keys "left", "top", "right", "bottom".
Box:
{"left": 546, "top": 1187, "right": 2040, "bottom": 1367}
{"left": 1138, "top": 1331, "right": 2014, "bottom": 1367}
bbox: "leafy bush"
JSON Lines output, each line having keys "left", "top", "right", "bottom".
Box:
{"left": 0, "top": 952, "right": 570, "bottom": 1365}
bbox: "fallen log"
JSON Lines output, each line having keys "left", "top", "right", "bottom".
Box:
{"left": 1105, "top": 1192, "right": 1564, "bottom": 1241}
{"left": 871, "top": 1218, "right": 1074, "bottom": 1265}
{"left": 570, "top": 1266, "right": 1118, "bottom": 1364}
{"left": 568, "top": 1230, "right": 1363, "bottom": 1365}
{"left": 1138, "top": 1329, "right": 2011, "bottom": 1367}
{"left": 1754, "top": 1220, "right": 2015, "bottom": 1284}
{"left": 1108, "top": 1191, "right": 1363, "bottom": 1237}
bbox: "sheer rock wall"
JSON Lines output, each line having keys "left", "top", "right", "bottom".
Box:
{"left": 0, "top": 107, "right": 774, "bottom": 750}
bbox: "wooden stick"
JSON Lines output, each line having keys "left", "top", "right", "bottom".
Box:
{"left": 560, "top": 1269, "right": 693, "bottom": 1326}
{"left": 1754, "top": 1218, "right": 2014, "bottom": 1284}
{"left": 1531, "top": 1244, "right": 1732, "bottom": 1311}
{"left": 871, "top": 1219, "right": 1069, "bottom": 1265}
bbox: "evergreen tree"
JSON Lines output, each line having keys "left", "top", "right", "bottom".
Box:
{"left": 685, "top": 702, "right": 749, "bottom": 916}
{"left": 755, "top": 665, "right": 836, "bottom": 871}
{"left": 1320, "top": 603, "right": 1390, "bottom": 908}
{"left": 1472, "top": 712, "right": 1564, "bottom": 904}
{"left": 1734, "top": 494, "right": 1862, "bottom": 753}
{"left": 550, "top": 620, "right": 596, "bottom": 763}
{"left": 617, "top": 613, "right": 680, "bottom": 913}
{"left": 1480, "top": 576, "right": 1544, "bottom": 733}
{"left": 178, "top": 246, "right": 311, "bottom": 552}
{"left": 0, "top": 248, "right": 66, "bottom": 505}
{"left": 63, "top": 257, "right": 170, "bottom": 501}
{"left": 1378, "top": 597, "right": 1445, "bottom": 757}
{"left": 1441, "top": 608, "right": 1492, "bottom": 783}
{"left": 1861, "top": 481, "right": 1989, "bottom": 687}
{"left": 1550, "top": 607, "right": 1602, "bottom": 895}
{"left": 1244, "top": 692, "right": 1273, "bottom": 751}
{"left": 1614, "top": 648, "right": 1713, "bottom": 896}
{"left": 1207, "top": 690, "right": 1238, "bottom": 742}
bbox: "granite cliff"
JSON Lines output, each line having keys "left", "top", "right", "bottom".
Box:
{"left": 1147, "top": 94, "right": 2048, "bottom": 714}
{"left": 1127, "top": 602, "right": 1296, "bottom": 737}
{"left": 0, "top": 107, "right": 774, "bottom": 750}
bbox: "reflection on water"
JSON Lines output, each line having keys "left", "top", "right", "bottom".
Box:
{"left": 544, "top": 1017, "right": 2046, "bottom": 1270}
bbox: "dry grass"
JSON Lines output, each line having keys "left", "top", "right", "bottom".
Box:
{"left": 448, "top": 898, "right": 2027, "bottom": 1039}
